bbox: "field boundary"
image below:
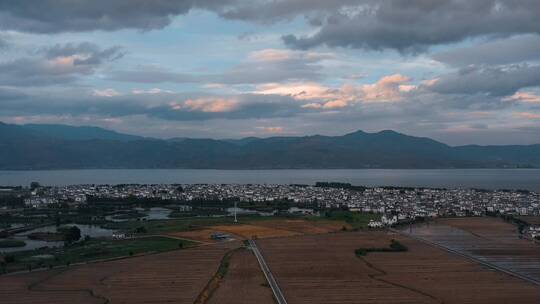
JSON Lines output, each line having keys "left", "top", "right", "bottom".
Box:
{"left": 26, "top": 268, "right": 110, "bottom": 304}
{"left": 357, "top": 255, "right": 442, "bottom": 303}
{"left": 249, "top": 239, "right": 287, "bottom": 304}
{"left": 391, "top": 228, "right": 540, "bottom": 286}
{"left": 193, "top": 246, "right": 242, "bottom": 304}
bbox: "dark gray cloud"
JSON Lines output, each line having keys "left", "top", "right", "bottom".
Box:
{"left": 0, "top": 88, "right": 307, "bottom": 121}
{"left": 0, "top": 37, "right": 7, "bottom": 49}
{"left": 2, "top": 0, "right": 540, "bottom": 53}
{"left": 429, "top": 64, "right": 540, "bottom": 96}
{"left": 0, "top": 42, "right": 123, "bottom": 86}
{"left": 433, "top": 35, "right": 540, "bottom": 67}
{"left": 276, "top": 0, "right": 540, "bottom": 52}
{"left": 0, "top": 0, "right": 238, "bottom": 33}
{"left": 41, "top": 42, "right": 124, "bottom": 65}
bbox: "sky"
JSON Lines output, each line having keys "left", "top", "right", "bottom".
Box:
{"left": 0, "top": 0, "right": 540, "bottom": 145}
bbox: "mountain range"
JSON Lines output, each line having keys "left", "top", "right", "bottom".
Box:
{"left": 1, "top": 122, "right": 539, "bottom": 170}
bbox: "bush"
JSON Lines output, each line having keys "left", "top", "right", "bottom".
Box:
{"left": 389, "top": 239, "right": 408, "bottom": 252}
{"left": 0, "top": 239, "right": 26, "bottom": 248}
{"left": 355, "top": 240, "right": 408, "bottom": 257}
{"left": 135, "top": 226, "right": 147, "bottom": 234}
{"left": 4, "top": 255, "right": 15, "bottom": 263}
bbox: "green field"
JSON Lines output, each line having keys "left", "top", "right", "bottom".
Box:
{"left": 314, "top": 211, "right": 381, "bottom": 229}
{"left": 0, "top": 236, "right": 194, "bottom": 274}
{"left": 0, "top": 239, "right": 26, "bottom": 248}
{"left": 103, "top": 214, "right": 297, "bottom": 235}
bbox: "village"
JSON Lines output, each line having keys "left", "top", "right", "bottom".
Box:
{"left": 9, "top": 182, "right": 539, "bottom": 222}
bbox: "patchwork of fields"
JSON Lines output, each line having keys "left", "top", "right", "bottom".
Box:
{"left": 1, "top": 217, "right": 539, "bottom": 304}
{"left": 404, "top": 217, "right": 540, "bottom": 283}
{"left": 0, "top": 242, "right": 238, "bottom": 304}
{"left": 258, "top": 231, "right": 540, "bottom": 304}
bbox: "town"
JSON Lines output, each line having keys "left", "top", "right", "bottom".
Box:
{"left": 4, "top": 182, "right": 539, "bottom": 221}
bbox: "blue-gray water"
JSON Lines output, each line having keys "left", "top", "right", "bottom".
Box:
{"left": 1, "top": 169, "right": 540, "bottom": 191}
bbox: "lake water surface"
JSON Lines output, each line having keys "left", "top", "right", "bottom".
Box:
{"left": 0, "top": 169, "right": 539, "bottom": 191}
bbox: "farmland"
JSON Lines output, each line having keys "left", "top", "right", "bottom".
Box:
{"left": 167, "top": 218, "right": 349, "bottom": 242}
{"left": 257, "top": 231, "right": 540, "bottom": 304}
{"left": 0, "top": 242, "right": 239, "bottom": 304}
{"left": 2, "top": 216, "right": 540, "bottom": 303}
{"left": 405, "top": 217, "right": 540, "bottom": 283}
{"left": 1, "top": 236, "right": 195, "bottom": 273}
{"left": 208, "top": 248, "right": 275, "bottom": 304}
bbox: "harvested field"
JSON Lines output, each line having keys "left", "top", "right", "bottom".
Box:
{"left": 406, "top": 217, "right": 540, "bottom": 282}
{"left": 208, "top": 248, "right": 275, "bottom": 304}
{"left": 517, "top": 216, "right": 540, "bottom": 225}
{"left": 210, "top": 224, "right": 299, "bottom": 239}
{"left": 167, "top": 228, "right": 222, "bottom": 243}
{"left": 0, "top": 242, "right": 239, "bottom": 304}
{"left": 173, "top": 219, "right": 348, "bottom": 242}
{"left": 255, "top": 219, "right": 349, "bottom": 234}
{"left": 258, "top": 231, "right": 540, "bottom": 304}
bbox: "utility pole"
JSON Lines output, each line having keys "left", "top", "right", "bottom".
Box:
{"left": 234, "top": 201, "right": 238, "bottom": 223}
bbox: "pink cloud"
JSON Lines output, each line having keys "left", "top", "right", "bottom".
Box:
{"left": 182, "top": 97, "right": 239, "bottom": 113}
{"left": 257, "top": 126, "right": 285, "bottom": 134}
{"left": 256, "top": 74, "right": 414, "bottom": 109}
{"left": 514, "top": 112, "right": 540, "bottom": 119}
{"left": 92, "top": 88, "right": 121, "bottom": 97}
{"left": 360, "top": 74, "right": 413, "bottom": 102}
{"left": 504, "top": 92, "right": 540, "bottom": 104}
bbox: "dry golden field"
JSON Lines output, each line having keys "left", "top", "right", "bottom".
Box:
{"left": 208, "top": 248, "right": 275, "bottom": 304}
{"left": 0, "top": 242, "right": 239, "bottom": 304}
{"left": 258, "top": 231, "right": 540, "bottom": 304}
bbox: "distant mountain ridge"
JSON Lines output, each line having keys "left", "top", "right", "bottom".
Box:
{"left": 20, "top": 123, "right": 144, "bottom": 141}
{"left": 1, "top": 122, "right": 539, "bottom": 169}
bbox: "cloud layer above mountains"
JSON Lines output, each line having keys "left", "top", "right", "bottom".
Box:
{"left": 0, "top": 0, "right": 539, "bottom": 144}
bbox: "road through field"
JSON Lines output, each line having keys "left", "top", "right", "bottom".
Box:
{"left": 249, "top": 239, "right": 288, "bottom": 304}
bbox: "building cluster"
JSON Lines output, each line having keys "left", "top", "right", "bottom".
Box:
{"left": 23, "top": 184, "right": 540, "bottom": 222}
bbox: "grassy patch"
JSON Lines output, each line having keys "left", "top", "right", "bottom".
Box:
{"left": 0, "top": 236, "right": 195, "bottom": 274}
{"left": 0, "top": 239, "right": 26, "bottom": 248}
{"left": 315, "top": 211, "right": 380, "bottom": 230}
{"left": 103, "top": 214, "right": 295, "bottom": 235}
{"left": 355, "top": 239, "right": 408, "bottom": 256}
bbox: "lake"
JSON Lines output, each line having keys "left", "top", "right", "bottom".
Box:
{"left": 0, "top": 169, "right": 540, "bottom": 191}
{"left": 0, "top": 224, "right": 116, "bottom": 253}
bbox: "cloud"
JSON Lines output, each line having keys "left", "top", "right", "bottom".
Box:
{"left": 0, "top": 42, "right": 123, "bottom": 86}
{"left": 92, "top": 88, "right": 121, "bottom": 97}
{"left": 41, "top": 42, "right": 124, "bottom": 65}
{"left": 181, "top": 97, "right": 239, "bottom": 113}
{"left": 0, "top": 36, "right": 7, "bottom": 49}
{"left": 275, "top": 0, "right": 540, "bottom": 52}
{"left": 256, "top": 74, "right": 413, "bottom": 108}
{"left": 0, "top": 87, "right": 307, "bottom": 122}
{"left": 132, "top": 88, "right": 174, "bottom": 95}
{"left": 432, "top": 35, "right": 540, "bottom": 67}
{"left": 109, "top": 49, "right": 331, "bottom": 85}
{"left": 514, "top": 112, "right": 540, "bottom": 120}
{"left": 504, "top": 92, "right": 540, "bottom": 104}
{"left": 257, "top": 126, "right": 285, "bottom": 134}
{"left": 3, "top": 1, "right": 540, "bottom": 54}
{"left": 429, "top": 65, "right": 540, "bottom": 96}
{"left": 360, "top": 74, "right": 413, "bottom": 102}
{"left": 108, "top": 68, "right": 197, "bottom": 84}
{"left": 0, "top": 0, "right": 237, "bottom": 33}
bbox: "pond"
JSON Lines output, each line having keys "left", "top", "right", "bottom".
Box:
{"left": 0, "top": 224, "right": 116, "bottom": 253}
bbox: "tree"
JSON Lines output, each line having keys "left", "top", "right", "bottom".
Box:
{"left": 135, "top": 226, "right": 147, "bottom": 234}
{"left": 30, "top": 182, "right": 41, "bottom": 190}
{"left": 64, "top": 226, "right": 81, "bottom": 244}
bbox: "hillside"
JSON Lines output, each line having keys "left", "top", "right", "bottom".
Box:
{"left": 1, "top": 122, "right": 539, "bottom": 169}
